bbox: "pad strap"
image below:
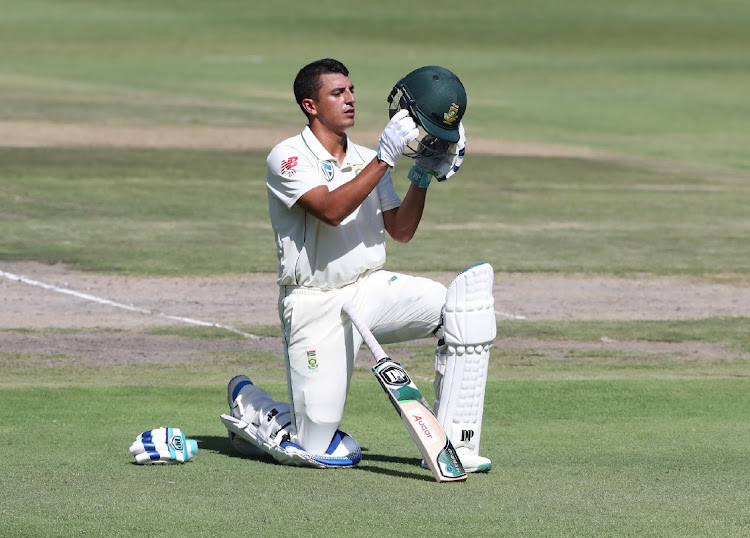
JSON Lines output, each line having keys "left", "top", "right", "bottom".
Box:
{"left": 221, "top": 383, "right": 361, "bottom": 468}
{"left": 443, "top": 263, "right": 497, "bottom": 347}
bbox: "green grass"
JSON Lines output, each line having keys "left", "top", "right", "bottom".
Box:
{"left": 2, "top": 319, "right": 749, "bottom": 535}
{"left": 0, "top": 148, "right": 276, "bottom": 274}
{"left": 1, "top": 0, "right": 749, "bottom": 275}
{"left": 1, "top": 356, "right": 749, "bottom": 537}
{"left": 1, "top": 0, "right": 749, "bottom": 171}
{"left": 2, "top": 1, "right": 750, "bottom": 535}
{"left": 501, "top": 317, "right": 750, "bottom": 352}
{"left": 4, "top": 317, "right": 750, "bottom": 386}
{"left": 2, "top": 148, "right": 749, "bottom": 275}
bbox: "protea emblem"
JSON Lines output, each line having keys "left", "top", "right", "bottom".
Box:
{"left": 307, "top": 350, "right": 318, "bottom": 370}
{"left": 443, "top": 103, "right": 460, "bottom": 125}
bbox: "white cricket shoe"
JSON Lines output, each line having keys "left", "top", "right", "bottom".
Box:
{"left": 455, "top": 446, "right": 492, "bottom": 473}
{"left": 421, "top": 447, "right": 492, "bottom": 473}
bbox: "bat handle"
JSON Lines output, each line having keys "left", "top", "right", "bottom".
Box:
{"left": 341, "top": 301, "right": 389, "bottom": 362}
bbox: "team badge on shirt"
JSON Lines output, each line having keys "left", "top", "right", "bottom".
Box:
{"left": 320, "top": 161, "right": 334, "bottom": 182}
{"left": 280, "top": 156, "right": 298, "bottom": 177}
{"left": 307, "top": 350, "right": 318, "bottom": 370}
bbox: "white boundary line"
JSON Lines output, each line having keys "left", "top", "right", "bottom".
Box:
{"left": 0, "top": 268, "right": 260, "bottom": 339}
{"left": 1, "top": 267, "right": 525, "bottom": 333}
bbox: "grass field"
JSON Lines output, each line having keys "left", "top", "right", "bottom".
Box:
{"left": 2, "top": 0, "right": 749, "bottom": 170}
{"left": 2, "top": 362, "right": 750, "bottom": 537}
{"left": 1, "top": 1, "right": 750, "bottom": 536}
{"left": 2, "top": 148, "right": 749, "bottom": 274}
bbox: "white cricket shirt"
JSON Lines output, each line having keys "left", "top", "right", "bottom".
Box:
{"left": 266, "top": 126, "right": 402, "bottom": 289}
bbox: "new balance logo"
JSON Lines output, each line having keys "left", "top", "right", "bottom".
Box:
{"left": 280, "top": 156, "right": 298, "bottom": 177}
{"left": 461, "top": 429, "right": 474, "bottom": 442}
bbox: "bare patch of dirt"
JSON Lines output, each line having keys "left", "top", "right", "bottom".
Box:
{"left": 2, "top": 262, "right": 749, "bottom": 366}
{"left": 0, "top": 331, "right": 283, "bottom": 367}
{"left": 1, "top": 121, "right": 748, "bottom": 367}
{"left": 495, "top": 338, "right": 748, "bottom": 362}
{"left": 0, "top": 120, "right": 602, "bottom": 158}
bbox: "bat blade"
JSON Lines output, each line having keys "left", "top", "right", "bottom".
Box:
{"left": 372, "top": 359, "right": 466, "bottom": 482}
{"left": 341, "top": 301, "right": 466, "bottom": 482}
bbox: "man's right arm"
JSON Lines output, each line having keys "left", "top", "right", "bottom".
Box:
{"left": 295, "top": 110, "right": 419, "bottom": 227}
{"left": 295, "top": 159, "right": 391, "bottom": 227}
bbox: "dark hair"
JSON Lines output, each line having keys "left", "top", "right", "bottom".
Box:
{"left": 293, "top": 58, "right": 350, "bottom": 119}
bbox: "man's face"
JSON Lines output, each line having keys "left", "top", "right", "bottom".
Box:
{"left": 307, "top": 73, "right": 356, "bottom": 133}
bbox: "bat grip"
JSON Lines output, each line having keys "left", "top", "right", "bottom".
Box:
{"left": 341, "top": 301, "right": 389, "bottom": 362}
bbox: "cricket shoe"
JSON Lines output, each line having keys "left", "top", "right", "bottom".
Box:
{"left": 456, "top": 447, "right": 492, "bottom": 473}
{"left": 421, "top": 447, "right": 492, "bottom": 473}
{"left": 226, "top": 375, "right": 266, "bottom": 457}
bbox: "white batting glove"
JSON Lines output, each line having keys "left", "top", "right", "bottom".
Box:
{"left": 129, "top": 427, "right": 198, "bottom": 464}
{"left": 408, "top": 122, "right": 466, "bottom": 188}
{"left": 377, "top": 109, "right": 420, "bottom": 167}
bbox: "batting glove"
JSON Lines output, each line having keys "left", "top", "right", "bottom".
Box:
{"left": 408, "top": 122, "right": 466, "bottom": 188}
{"left": 377, "top": 109, "right": 420, "bottom": 167}
{"left": 129, "top": 427, "right": 198, "bottom": 464}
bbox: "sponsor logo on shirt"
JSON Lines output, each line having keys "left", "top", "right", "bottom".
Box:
{"left": 280, "top": 156, "right": 298, "bottom": 177}
{"left": 320, "top": 161, "right": 334, "bottom": 182}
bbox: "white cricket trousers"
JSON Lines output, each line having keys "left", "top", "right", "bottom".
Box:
{"left": 278, "top": 269, "right": 446, "bottom": 455}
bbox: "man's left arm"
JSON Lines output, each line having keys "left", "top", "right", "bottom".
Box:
{"left": 382, "top": 184, "right": 427, "bottom": 243}
{"left": 383, "top": 122, "right": 466, "bottom": 243}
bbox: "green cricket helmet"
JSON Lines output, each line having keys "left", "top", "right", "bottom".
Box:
{"left": 388, "top": 65, "right": 467, "bottom": 145}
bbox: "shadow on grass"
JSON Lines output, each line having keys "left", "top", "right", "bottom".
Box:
{"left": 192, "top": 434, "right": 275, "bottom": 461}
{"left": 355, "top": 464, "right": 435, "bottom": 482}
{"left": 358, "top": 450, "right": 435, "bottom": 481}
{"left": 192, "top": 436, "right": 435, "bottom": 480}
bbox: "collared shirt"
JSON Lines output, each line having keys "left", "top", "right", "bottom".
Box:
{"left": 266, "top": 126, "right": 402, "bottom": 289}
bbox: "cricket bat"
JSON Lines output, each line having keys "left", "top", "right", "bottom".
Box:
{"left": 341, "top": 301, "right": 466, "bottom": 482}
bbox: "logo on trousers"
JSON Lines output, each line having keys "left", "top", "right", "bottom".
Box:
{"left": 307, "top": 350, "right": 318, "bottom": 370}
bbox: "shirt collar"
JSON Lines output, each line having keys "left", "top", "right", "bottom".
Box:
{"left": 301, "top": 126, "right": 365, "bottom": 171}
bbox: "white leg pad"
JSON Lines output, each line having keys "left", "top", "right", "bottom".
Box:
{"left": 220, "top": 382, "right": 361, "bottom": 468}
{"left": 434, "top": 263, "right": 496, "bottom": 468}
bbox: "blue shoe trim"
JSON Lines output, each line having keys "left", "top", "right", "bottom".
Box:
{"left": 461, "top": 262, "right": 489, "bottom": 274}
{"left": 326, "top": 430, "right": 346, "bottom": 454}
{"left": 311, "top": 451, "right": 361, "bottom": 467}
{"left": 280, "top": 431, "right": 362, "bottom": 467}
{"left": 229, "top": 376, "right": 253, "bottom": 402}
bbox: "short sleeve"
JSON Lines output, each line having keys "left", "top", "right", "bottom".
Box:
{"left": 376, "top": 169, "right": 402, "bottom": 212}
{"left": 266, "top": 144, "right": 326, "bottom": 209}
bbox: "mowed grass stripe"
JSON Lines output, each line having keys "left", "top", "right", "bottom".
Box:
{"left": 2, "top": 148, "right": 749, "bottom": 275}
{"left": 1, "top": 377, "right": 748, "bottom": 536}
